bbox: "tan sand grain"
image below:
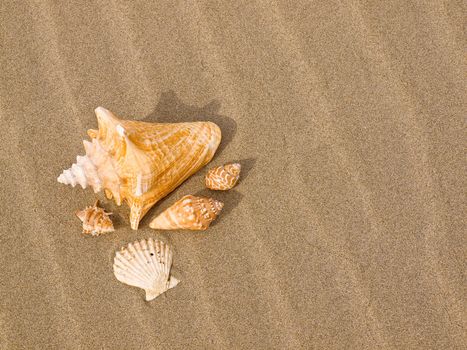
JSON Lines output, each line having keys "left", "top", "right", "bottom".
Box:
{"left": 0, "top": 1, "right": 465, "bottom": 349}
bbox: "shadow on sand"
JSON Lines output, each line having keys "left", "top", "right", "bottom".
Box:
{"left": 143, "top": 90, "right": 237, "bottom": 157}
{"left": 137, "top": 91, "right": 255, "bottom": 227}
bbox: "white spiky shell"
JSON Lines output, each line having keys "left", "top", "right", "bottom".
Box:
{"left": 58, "top": 107, "right": 221, "bottom": 230}
{"left": 113, "top": 238, "right": 179, "bottom": 301}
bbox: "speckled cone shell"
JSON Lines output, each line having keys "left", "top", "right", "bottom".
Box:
{"left": 205, "top": 163, "right": 241, "bottom": 190}
{"left": 113, "top": 239, "right": 179, "bottom": 301}
{"left": 76, "top": 200, "right": 114, "bottom": 236}
{"left": 149, "top": 195, "right": 224, "bottom": 230}
{"left": 58, "top": 107, "right": 221, "bottom": 230}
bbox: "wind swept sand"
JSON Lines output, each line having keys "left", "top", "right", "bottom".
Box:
{"left": 0, "top": 1, "right": 465, "bottom": 349}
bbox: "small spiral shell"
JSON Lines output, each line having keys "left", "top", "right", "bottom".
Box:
{"left": 149, "top": 195, "right": 223, "bottom": 230}
{"left": 76, "top": 200, "right": 114, "bottom": 236}
{"left": 205, "top": 163, "right": 241, "bottom": 190}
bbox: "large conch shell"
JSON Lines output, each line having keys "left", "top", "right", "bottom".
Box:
{"left": 76, "top": 200, "right": 114, "bottom": 236}
{"left": 113, "top": 238, "right": 179, "bottom": 301}
{"left": 149, "top": 195, "right": 223, "bottom": 230}
{"left": 57, "top": 107, "right": 221, "bottom": 229}
{"left": 205, "top": 163, "right": 241, "bottom": 190}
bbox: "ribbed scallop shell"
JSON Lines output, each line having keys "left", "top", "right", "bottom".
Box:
{"left": 149, "top": 195, "right": 223, "bottom": 230}
{"left": 113, "top": 238, "right": 179, "bottom": 301}
{"left": 58, "top": 107, "right": 221, "bottom": 230}
{"left": 205, "top": 163, "right": 241, "bottom": 190}
{"left": 76, "top": 200, "right": 114, "bottom": 236}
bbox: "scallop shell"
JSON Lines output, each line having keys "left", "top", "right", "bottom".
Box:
{"left": 113, "top": 238, "right": 179, "bottom": 301}
{"left": 58, "top": 107, "right": 221, "bottom": 230}
{"left": 149, "top": 195, "right": 223, "bottom": 230}
{"left": 76, "top": 200, "right": 114, "bottom": 236}
{"left": 205, "top": 163, "right": 241, "bottom": 190}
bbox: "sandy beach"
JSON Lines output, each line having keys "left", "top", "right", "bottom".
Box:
{"left": 0, "top": 1, "right": 465, "bottom": 349}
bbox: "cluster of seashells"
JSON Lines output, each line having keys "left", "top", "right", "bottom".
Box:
{"left": 58, "top": 107, "right": 241, "bottom": 300}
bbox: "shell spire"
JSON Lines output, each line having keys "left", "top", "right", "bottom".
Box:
{"left": 149, "top": 195, "right": 223, "bottom": 230}
{"left": 58, "top": 107, "right": 221, "bottom": 229}
{"left": 57, "top": 154, "right": 102, "bottom": 192}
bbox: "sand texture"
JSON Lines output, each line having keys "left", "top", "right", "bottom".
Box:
{"left": 0, "top": 1, "right": 465, "bottom": 349}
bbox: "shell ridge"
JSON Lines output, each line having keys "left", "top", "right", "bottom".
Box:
{"left": 122, "top": 244, "right": 153, "bottom": 282}
{"left": 129, "top": 242, "right": 154, "bottom": 281}
{"left": 113, "top": 263, "right": 150, "bottom": 288}
{"left": 114, "top": 263, "right": 151, "bottom": 288}
{"left": 139, "top": 239, "right": 158, "bottom": 277}
{"left": 114, "top": 262, "right": 147, "bottom": 281}
{"left": 147, "top": 239, "right": 161, "bottom": 273}
{"left": 113, "top": 267, "right": 151, "bottom": 289}
{"left": 143, "top": 239, "right": 162, "bottom": 279}
{"left": 115, "top": 250, "right": 152, "bottom": 285}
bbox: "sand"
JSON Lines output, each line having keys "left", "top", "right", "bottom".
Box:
{"left": 0, "top": 1, "right": 465, "bottom": 349}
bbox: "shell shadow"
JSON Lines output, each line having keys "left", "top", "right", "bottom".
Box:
{"left": 232, "top": 157, "right": 257, "bottom": 183}
{"left": 193, "top": 188, "right": 243, "bottom": 227}
{"left": 109, "top": 211, "right": 126, "bottom": 230}
{"left": 142, "top": 90, "right": 237, "bottom": 157}
{"left": 96, "top": 196, "right": 127, "bottom": 230}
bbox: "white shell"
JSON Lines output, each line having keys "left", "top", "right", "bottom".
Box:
{"left": 113, "top": 238, "right": 179, "bottom": 301}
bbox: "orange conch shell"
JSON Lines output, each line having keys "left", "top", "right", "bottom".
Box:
{"left": 76, "top": 200, "right": 114, "bottom": 236}
{"left": 58, "top": 107, "right": 221, "bottom": 230}
{"left": 205, "top": 163, "right": 241, "bottom": 190}
{"left": 149, "top": 195, "right": 223, "bottom": 230}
